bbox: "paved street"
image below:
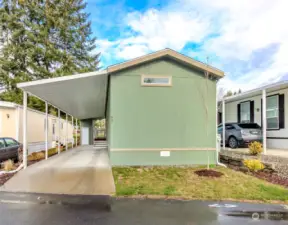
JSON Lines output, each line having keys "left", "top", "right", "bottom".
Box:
{"left": 0, "top": 192, "right": 287, "bottom": 225}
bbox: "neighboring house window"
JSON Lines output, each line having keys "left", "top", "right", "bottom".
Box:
{"left": 141, "top": 75, "right": 172, "bottom": 86}
{"left": 237, "top": 101, "right": 254, "bottom": 123}
{"left": 240, "top": 101, "right": 250, "bottom": 123}
{"left": 266, "top": 95, "right": 279, "bottom": 129}
{"left": 52, "top": 123, "right": 55, "bottom": 135}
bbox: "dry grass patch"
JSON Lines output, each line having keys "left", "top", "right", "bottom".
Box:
{"left": 112, "top": 166, "right": 288, "bottom": 202}
{"left": 3, "top": 160, "right": 15, "bottom": 171}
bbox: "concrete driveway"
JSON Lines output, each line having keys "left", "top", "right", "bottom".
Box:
{"left": 0, "top": 146, "right": 115, "bottom": 195}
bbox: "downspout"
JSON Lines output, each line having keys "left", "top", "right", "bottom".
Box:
{"left": 216, "top": 80, "right": 226, "bottom": 167}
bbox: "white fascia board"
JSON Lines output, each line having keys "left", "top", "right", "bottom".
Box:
{"left": 220, "top": 80, "right": 288, "bottom": 103}
{"left": 0, "top": 101, "right": 18, "bottom": 108}
{"left": 17, "top": 70, "right": 108, "bottom": 89}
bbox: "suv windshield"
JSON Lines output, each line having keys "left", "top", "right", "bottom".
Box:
{"left": 237, "top": 123, "right": 261, "bottom": 129}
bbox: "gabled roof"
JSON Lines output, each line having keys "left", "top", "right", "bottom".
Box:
{"left": 107, "top": 48, "right": 224, "bottom": 78}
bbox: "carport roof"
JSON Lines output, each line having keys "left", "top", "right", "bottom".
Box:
{"left": 17, "top": 70, "right": 108, "bottom": 119}
{"left": 17, "top": 48, "right": 224, "bottom": 120}
{"left": 221, "top": 80, "right": 288, "bottom": 103}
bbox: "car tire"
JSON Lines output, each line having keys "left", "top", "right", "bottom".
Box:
{"left": 228, "top": 136, "right": 238, "bottom": 149}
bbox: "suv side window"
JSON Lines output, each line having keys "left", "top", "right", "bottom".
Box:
{"left": 4, "top": 138, "right": 18, "bottom": 147}
{"left": 217, "top": 125, "right": 223, "bottom": 133}
{"left": 0, "top": 139, "right": 5, "bottom": 149}
{"left": 225, "top": 124, "right": 234, "bottom": 130}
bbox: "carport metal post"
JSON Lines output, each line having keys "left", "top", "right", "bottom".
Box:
{"left": 23, "top": 91, "right": 28, "bottom": 169}
{"left": 58, "top": 109, "right": 61, "bottom": 154}
{"left": 45, "top": 102, "right": 48, "bottom": 160}
{"left": 75, "top": 119, "right": 78, "bottom": 147}
{"left": 72, "top": 116, "right": 74, "bottom": 148}
{"left": 262, "top": 89, "right": 267, "bottom": 154}
{"left": 66, "top": 114, "right": 68, "bottom": 151}
{"left": 222, "top": 99, "right": 225, "bottom": 150}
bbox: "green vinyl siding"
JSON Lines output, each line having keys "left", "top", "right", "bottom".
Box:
{"left": 108, "top": 58, "right": 217, "bottom": 152}
{"left": 110, "top": 150, "right": 216, "bottom": 166}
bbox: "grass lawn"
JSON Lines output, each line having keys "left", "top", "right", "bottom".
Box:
{"left": 112, "top": 166, "right": 288, "bottom": 202}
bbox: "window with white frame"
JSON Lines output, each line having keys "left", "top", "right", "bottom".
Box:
{"left": 266, "top": 95, "right": 279, "bottom": 129}
{"left": 141, "top": 75, "right": 172, "bottom": 86}
{"left": 240, "top": 101, "right": 250, "bottom": 123}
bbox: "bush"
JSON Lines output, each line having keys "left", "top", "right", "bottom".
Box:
{"left": 3, "top": 159, "right": 14, "bottom": 171}
{"left": 48, "top": 148, "right": 58, "bottom": 156}
{"left": 243, "top": 159, "right": 265, "bottom": 172}
{"left": 28, "top": 152, "right": 45, "bottom": 161}
{"left": 248, "top": 141, "right": 263, "bottom": 155}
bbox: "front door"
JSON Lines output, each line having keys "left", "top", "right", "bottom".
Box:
{"left": 82, "top": 127, "right": 89, "bottom": 145}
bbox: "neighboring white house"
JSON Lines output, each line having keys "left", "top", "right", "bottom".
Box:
{"left": 219, "top": 81, "right": 288, "bottom": 150}
{"left": 0, "top": 101, "right": 74, "bottom": 154}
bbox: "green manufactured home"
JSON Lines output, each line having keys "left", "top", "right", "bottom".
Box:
{"left": 17, "top": 49, "right": 224, "bottom": 166}
{"left": 106, "top": 49, "right": 224, "bottom": 165}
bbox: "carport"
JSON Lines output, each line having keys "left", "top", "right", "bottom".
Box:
{"left": 0, "top": 70, "right": 115, "bottom": 195}
{"left": 17, "top": 70, "right": 108, "bottom": 168}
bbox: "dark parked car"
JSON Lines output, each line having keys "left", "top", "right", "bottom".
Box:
{"left": 217, "top": 123, "right": 262, "bottom": 148}
{"left": 0, "top": 137, "right": 22, "bottom": 162}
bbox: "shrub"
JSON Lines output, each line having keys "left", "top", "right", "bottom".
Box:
{"left": 48, "top": 148, "right": 58, "bottom": 156}
{"left": 28, "top": 152, "right": 45, "bottom": 161}
{"left": 3, "top": 160, "right": 14, "bottom": 171}
{"left": 248, "top": 141, "right": 263, "bottom": 155}
{"left": 243, "top": 159, "right": 265, "bottom": 172}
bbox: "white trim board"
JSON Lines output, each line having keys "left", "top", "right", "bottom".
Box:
{"left": 110, "top": 148, "right": 216, "bottom": 151}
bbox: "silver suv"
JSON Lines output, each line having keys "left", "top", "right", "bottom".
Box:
{"left": 217, "top": 123, "right": 262, "bottom": 149}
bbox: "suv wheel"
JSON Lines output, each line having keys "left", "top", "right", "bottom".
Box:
{"left": 228, "top": 136, "right": 238, "bottom": 149}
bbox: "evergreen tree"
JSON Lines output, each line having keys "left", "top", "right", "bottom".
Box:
{"left": 0, "top": 0, "right": 99, "bottom": 110}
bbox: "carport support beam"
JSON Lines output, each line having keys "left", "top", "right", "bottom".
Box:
{"left": 45, "top": 102, "right": 48, "bottom": 160}
{"left": 262, "top": 89, "right": 267, "bottom": 154}
{"left": 23, "top": 91, "right": 28, "bottom": 169}
{"left": 72, "top": 116, "right": 74, "bottom": 148}
{"left": 76, "top": 119, "right": 78, "bottom": 147}
{"left": 66, "top": 114, "right": 68, "bottom": 151}
{"left": 222, "top": 99, "right": 225, "bottom": 150}
{"left": 58, "top": 109, "right": 61, "bottom": 154}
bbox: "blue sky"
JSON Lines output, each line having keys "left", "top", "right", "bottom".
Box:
{"left": 85, "top": 0, "right": 288, "bottom": 95}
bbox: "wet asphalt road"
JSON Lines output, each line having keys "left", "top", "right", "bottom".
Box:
{"left": 0, "top": 192, "right": 287, "bottom": 225}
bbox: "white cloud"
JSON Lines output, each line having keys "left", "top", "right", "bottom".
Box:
{"left": 96, "top": 0, "right": 288, "bottom": 94}
{"left": 115, "top": 44, "right": 149, "bottom": 59}
{"left": 96, "top": 7, "right": 211, "bottom": 61}
{"left": 196, "top": 0, "right": 288, "bottom": 92}
{"left": 126, "top": 9, "right": 210, "bottom": 51}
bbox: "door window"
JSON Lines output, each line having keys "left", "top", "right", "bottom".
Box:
{"left": 0, "top": 139, "right": 5, "bottom": 149}
{"left": 4, "top": 138, "right": 18, "bottom": 147}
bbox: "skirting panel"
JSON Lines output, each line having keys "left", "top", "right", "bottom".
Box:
{"left": 110, "top": 150, "right": 216, "bottom": 166}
